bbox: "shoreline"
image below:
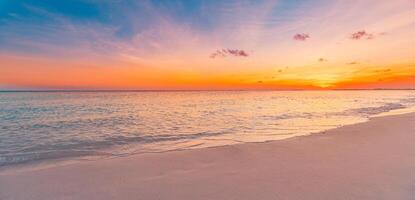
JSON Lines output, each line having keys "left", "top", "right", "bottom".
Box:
{"left": 1, "top": 112, "right": 415, "bottom": 199}
{"left": 1, "top": 105, "right": 413, "bottom": 173}
{"left": 0, "top": 115, "right": 376, "bottom": 173}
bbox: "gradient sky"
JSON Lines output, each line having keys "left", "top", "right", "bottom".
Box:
{"left": 1, "top": 0, "right": 415, "bottom": 90}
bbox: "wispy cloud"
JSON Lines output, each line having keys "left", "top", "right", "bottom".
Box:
{"left": 374, "top": 68, "right": 392, "bottom": 73}
{"left": 2, "top": 0, "right": 415, "bottom": 89}
{"left": 350, "top": 30, "right": 375, "bottom": 40}
{"left": 293, "top": 33, "right": 310, "bottom": 41}
{"left": 318, "top": 58, "right": 328, "bottom": 62}
{"left": 210, "top": 49, "right": 249, "bottom": 58}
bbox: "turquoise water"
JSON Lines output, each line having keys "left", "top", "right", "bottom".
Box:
{"left": 1, "top": 91, "right": 415, "bottom": 166}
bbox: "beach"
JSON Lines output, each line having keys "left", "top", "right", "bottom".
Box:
{"left": 1, "top": 112, "right": 415, "bottom": 200}
{"left": 2, "top": 0, "right": 415, "bottom": 199}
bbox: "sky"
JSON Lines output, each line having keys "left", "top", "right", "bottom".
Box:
{"left": 1, "top": 0, "right": 415, "bottom": 90}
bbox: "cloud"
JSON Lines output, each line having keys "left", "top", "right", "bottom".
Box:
{"left": 210, "top": 49, "right": 249, "bottom": 58}
{"left": 347, "top": 62, "right": 359, "bottom": 65}
{"left": 293, "top": 33, "right": 310, "bottom": 41}
{"left": 374, "top": 68, "right": 392, "bottom": 73}
{"left": 350, "top": 30, "right": 374, "bottom": 40}
{"left": 318, "top": 58, "right": 328, "bottom": 62}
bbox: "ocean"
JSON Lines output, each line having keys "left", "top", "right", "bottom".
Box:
{"left": 1, "top": 90, "right": 415, "bottom": 167}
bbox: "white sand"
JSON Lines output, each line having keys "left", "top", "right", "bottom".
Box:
{"left": 1, "top": 113, "right": 415, "bottom": 200}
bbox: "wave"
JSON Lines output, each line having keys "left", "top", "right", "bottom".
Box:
{"left": 0, "top": 130, "right": 230, "bottom": 167}
{"left": 2, "top": 92, "right": 415, "bottom": 167}
{"left": 342, "top": 103, "right": 406, "bottom": 117}
{"left": 260, "top": 113, "right": 314, "bottom": 120}
{"left": 0, "top": 150, "right": 111, "bottom": 167}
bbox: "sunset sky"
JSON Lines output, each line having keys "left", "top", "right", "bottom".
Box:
{"left": 1, "top": 0, "right": 415, "bottom": 90}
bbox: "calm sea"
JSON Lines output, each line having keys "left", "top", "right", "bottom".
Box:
{"left": 1, "top": 91, "right": 415, "bottom": 166}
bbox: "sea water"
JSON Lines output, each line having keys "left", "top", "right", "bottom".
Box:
{"left": 1, "top": 90, "right": 415, "bottom": 166}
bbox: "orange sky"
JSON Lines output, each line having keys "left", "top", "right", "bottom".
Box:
{"left": 2, "top": 53, "right": 414, "bottom": 90}
{"left": 1, "top": 0, "right": 415, "bottom": 90}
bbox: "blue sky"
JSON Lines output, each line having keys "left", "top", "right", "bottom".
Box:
{"left": 1, "top": 0, "right": 415, "bottom": 89}
{"left": 0, "top": 0, "right": 309, "bottom": 54}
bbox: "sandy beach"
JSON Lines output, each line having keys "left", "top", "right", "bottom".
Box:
{"left": 1, "top": 112, "right": 415, "bottom": 200}
{"left": 2, "top": 0, "right": 415, "bottom": 199}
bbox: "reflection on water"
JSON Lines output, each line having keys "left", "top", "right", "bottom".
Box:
{"left": 1, "top": 90, "right": 415, "bottom": 166}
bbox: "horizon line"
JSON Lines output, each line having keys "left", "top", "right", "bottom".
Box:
{"left": 1, "top": 88, "right": 415, "bottom": 93}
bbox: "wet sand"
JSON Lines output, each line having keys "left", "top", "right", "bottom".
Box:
{"left": 1, "top": 113, "right": 415, "bottom": 200}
